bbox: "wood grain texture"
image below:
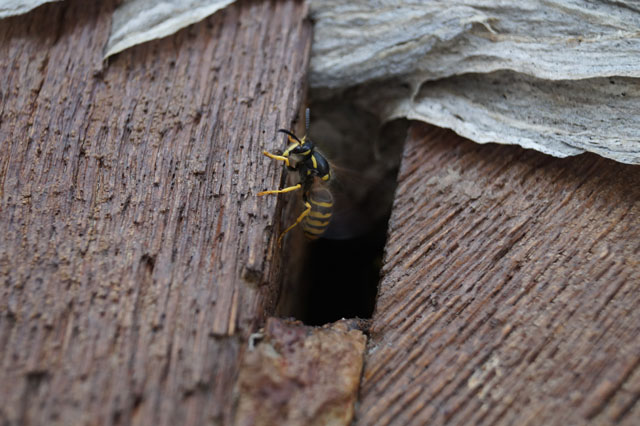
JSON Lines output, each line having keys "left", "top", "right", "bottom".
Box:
{"left": 357, "top": 123, "right": 640, "bottom": 425}
{"left": 0, "top": 1, "right": 311, "bottom": 425}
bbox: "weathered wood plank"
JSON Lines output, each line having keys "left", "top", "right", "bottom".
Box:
{"left": 0, "top": 1, "right": 311, "bottom": 425}
{"left": 357, "top": 123, "right": 640, "bottom": 425}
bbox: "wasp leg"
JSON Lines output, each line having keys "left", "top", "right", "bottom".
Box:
{"left": 263, "top": 150, "right": 290, "bottom": 167}
{"left": 257, "top": 183, "right": 301, "bottom": 196}
{"left": 277, "top": 201, "right": 311, "bottom": 246}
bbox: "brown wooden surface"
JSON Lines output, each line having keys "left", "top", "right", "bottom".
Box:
{"left": 0, "top": 1, "right": 311, "bottom": 425}
{"left": 357, "top": 123, "right": 640, "bottom": 425}
{"left": 234, "top": 318, "right": 367, "bottom": 426}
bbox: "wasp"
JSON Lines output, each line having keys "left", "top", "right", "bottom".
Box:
{"left": 258, "top": 109, "right": 333, "bottom": 245}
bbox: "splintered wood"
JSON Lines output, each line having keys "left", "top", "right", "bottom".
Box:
{"left": 234, "top": 318, "right": 367, "bottom": 426}
{"left": 0, "top": 0, "right": 310, "bottom": 425}
{"left": 357, "top": 123, "right": 640, "bottom": 425}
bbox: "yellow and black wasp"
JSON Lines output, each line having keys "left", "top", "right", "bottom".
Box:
{"left": 258, "top": 109, "right": 333, "bottom": 245}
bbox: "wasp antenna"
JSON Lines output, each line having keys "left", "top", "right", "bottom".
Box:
{"left": 305, "top": 108, "right": 311, "bottom": 133}
{"left": 277, "top": 128, "right": 303, "bottom": 145}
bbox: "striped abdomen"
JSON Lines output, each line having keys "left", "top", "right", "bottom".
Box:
{"left": 303, "top": 185, "right": 333, "bottom": 240}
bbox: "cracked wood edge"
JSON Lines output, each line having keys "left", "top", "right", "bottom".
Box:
{"left": 234, "top": 318, "right": 367, "bottom": 426}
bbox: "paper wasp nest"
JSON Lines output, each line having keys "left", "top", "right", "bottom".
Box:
{"left": 6, "top": 0, "right": 639, "bottom": 164}
{"left": 309, "top": 0, "right": 640, "bottom": 165}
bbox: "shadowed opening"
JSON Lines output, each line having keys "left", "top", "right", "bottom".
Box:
{"left": 275, "top": 100, "right": 407, "bottom": 325}
{"left": 300, "top": 215, "right": 390, "bottom": 325}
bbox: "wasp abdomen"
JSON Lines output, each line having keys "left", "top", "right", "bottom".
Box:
{"left": 303, "top": 185, "right": 333, "bottom": 240}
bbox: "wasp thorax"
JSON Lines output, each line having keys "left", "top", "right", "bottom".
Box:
{"left": 258, "top": 109, "right": 333, "bottom": 245}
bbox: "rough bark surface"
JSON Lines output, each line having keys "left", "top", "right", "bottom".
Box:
{"left": 357, "top": 123, "right": 640, "bottom": 425}
{"left": 0, "top": 1, "right": 311, "bottom": 425}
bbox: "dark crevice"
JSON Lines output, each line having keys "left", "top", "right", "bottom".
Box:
{"left": 275, "top": 100, "right": 407, "bottom": 325}
{"left": 301, "top": 215, "right": 390, "bottom": 325}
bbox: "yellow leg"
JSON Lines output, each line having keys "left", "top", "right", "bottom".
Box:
{"left": 263, "top": 150, "right": 290, "bottom": 167}
{"left": 278, "top": 201, "right": 311, "bottom": 246}
{"left": 257, "top": 183, "right": 301, "bottom": 196}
